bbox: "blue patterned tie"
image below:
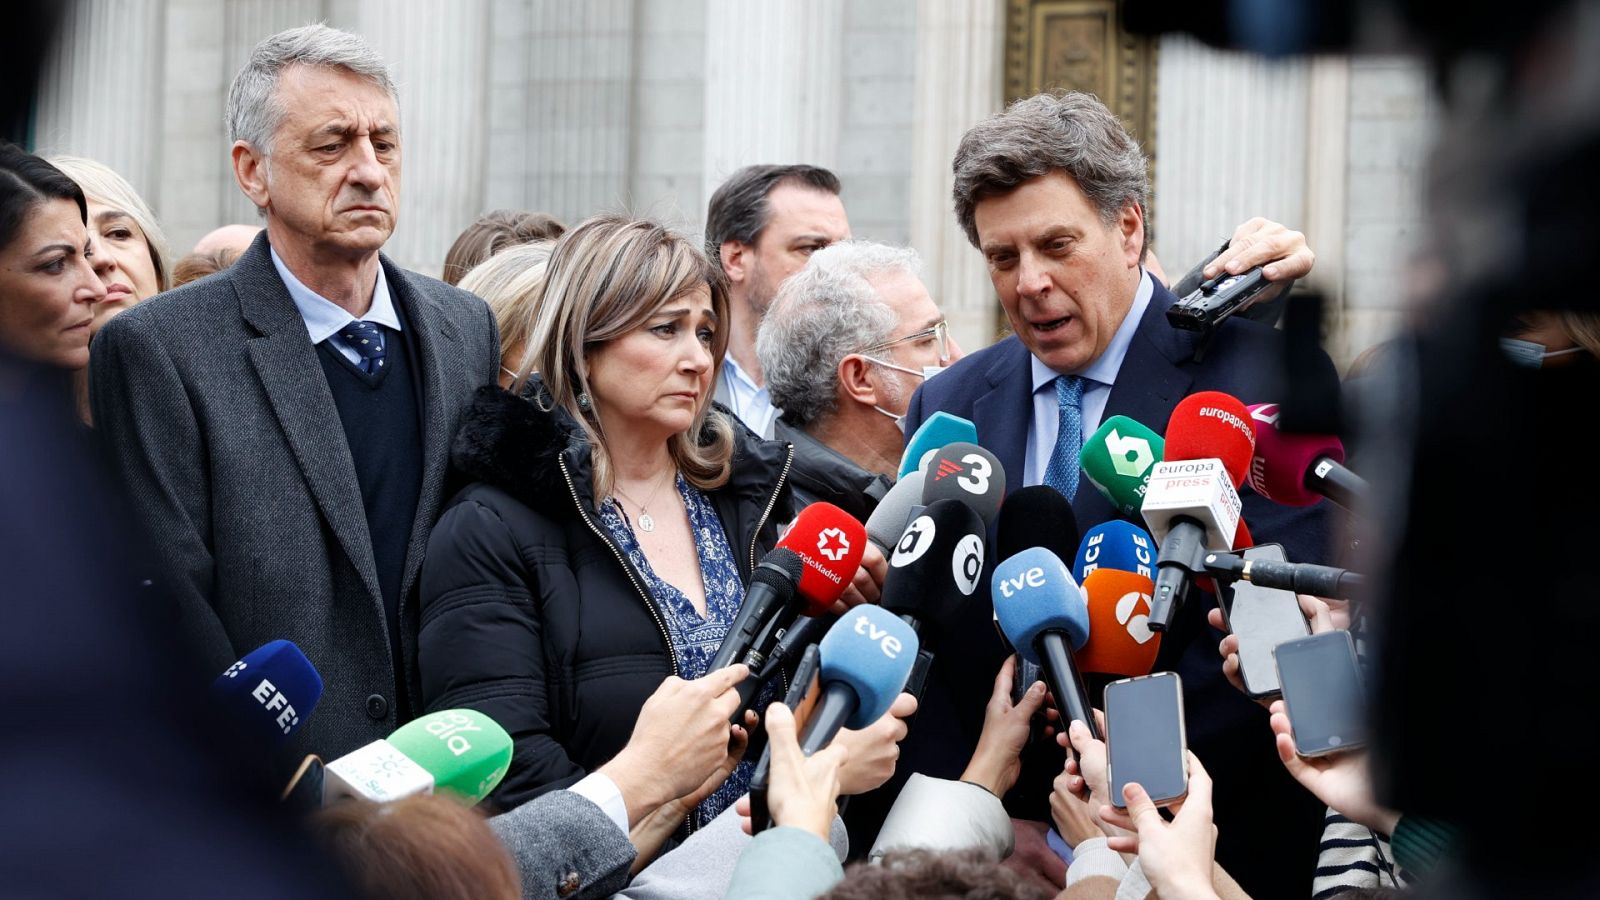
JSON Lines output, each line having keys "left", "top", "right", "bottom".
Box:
{"left": 338, "top": 320, "right": 386, "bottom": 374}
{"left": 1043, "top": 374, "right": 1084, "bottom": 500}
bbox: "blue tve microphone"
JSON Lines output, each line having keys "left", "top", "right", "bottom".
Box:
{"left": 899, "top": 412, "right": 978, "bottom": 479}
{"left": 213, "top": 640, "right": 323, "bottom": 746}
{"left": 1073, "top": 520, "right": 1157, "bottom": 584}
{"left": 797, "top": 605, "right": 920, "bottom": 755}
{"left": 992, "top": 547, "right": 1100, "bottom": 741}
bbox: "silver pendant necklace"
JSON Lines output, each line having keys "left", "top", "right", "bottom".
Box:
{"left": 613, "top": 470, "right": 675, "bottom": 533}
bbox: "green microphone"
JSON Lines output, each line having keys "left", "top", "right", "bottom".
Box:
{"left": 387, "top": 709, "right": 513, "bottom": 804}
{"left": 1078, "top": 415, "right": 1165, "bottom": 516}
{"left": 323, "top": 708, "right": 513, "bottom": 806}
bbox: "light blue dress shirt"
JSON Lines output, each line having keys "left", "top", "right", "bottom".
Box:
{"left": 270, "top": 246, "right": 401, "bottom": 365}
{"left": 1023, "top": 269, "right": 1154, "bottom": 487}
{"left": 720, "top": 355, "right": 779, "bottom": 439}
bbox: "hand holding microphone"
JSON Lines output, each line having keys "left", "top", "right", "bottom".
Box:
{"left": 746, "top": 606, "right": 918, "bottom": 833}
{"left": 601, "top": 664, "right": 750, "bottom": 827}
{"left": 737, "top": 703, "right": 849, "bottom": 842}
{"left": 992, "top": 547, "right": 1100, "bottom": 742}
{"left": 831, "top": 691, "right": 918, "bottom": 796}
{"left": 798, "top": 605, "right": 920, "bottom": 755}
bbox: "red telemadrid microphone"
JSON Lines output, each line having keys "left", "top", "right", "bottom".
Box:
{"left": 726, "top": 503, "right": 867, "bottom": 719}
{"left": 1141, "top": 391, "right": 1255, "bottom": 632}
{"left": 778, "top": 502, "right": 867, "bottom": 618}
{"left": 1245, "top": 403, "right": 1368, "bottom": 512}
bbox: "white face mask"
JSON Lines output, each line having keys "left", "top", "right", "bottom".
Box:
{"left": 874, "top": 405, "right": 907, "bottom": 434}
{"left": 865, "top": 360, "right": 944, "bottom": 434}
{"left": 1499, "top": 337, "right": 1585, "bottom": 368}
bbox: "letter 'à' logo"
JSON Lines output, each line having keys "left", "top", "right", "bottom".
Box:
{"left": 817, "top": 527, "right": 850, "bottom": 562}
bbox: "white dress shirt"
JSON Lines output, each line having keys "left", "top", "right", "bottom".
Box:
{"left": 567, "top": 771, "right": 631, "bottom": 835}
{"left": 1022, "top": 269, "right": 1154, "bottom": 487}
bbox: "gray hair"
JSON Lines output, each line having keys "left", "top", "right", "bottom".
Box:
{"left": 758, "top": 240, "right": 921, "bottom": 428}
{"left": 227, "top": 24, "right": 397, "bottom": 155}
{"left": 952, "top": 91, "right": 1149, "bottom": 259}
{"left": 704, "top": 164, "right": 841, "bottom": 270}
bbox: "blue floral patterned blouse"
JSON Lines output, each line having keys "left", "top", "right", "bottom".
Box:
{"left": 598, "top": 473, "right": 780, "bottom": 828}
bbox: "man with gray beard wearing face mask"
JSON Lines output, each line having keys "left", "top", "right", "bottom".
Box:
{"left": 757, "top": 241, "right": 964, "bottom": 523}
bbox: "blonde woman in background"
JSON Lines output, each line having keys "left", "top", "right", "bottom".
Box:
{"left": 49, "top": 156, "right": 170, "bottom": 422}
{"left": 456, "top": 239, "right": 555, "bottom": 389}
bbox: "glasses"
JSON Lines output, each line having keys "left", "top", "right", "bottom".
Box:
{"left": 859, "top": 318, "right": 950, "bottom": 364}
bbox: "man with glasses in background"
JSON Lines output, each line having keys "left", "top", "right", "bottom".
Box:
{"left": 756, "top": 241, "right": 959, "bottom": 522}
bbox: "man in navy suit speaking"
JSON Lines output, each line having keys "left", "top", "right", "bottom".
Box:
{"left": 899, "top": 92, "right": 1342, "bottom": 897}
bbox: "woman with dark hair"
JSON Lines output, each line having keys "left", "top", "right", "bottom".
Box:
{"left": 0, "top": 143, "right": 105, "bottom": 376}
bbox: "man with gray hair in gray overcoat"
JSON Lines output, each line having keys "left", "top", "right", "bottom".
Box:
{"left": 90, "top": 25, "right": 498, "bottom": 761}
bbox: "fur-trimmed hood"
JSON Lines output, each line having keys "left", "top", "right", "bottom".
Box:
{"left": 449, "top": 379, "right": 795, "bottom": 528}
{"left": 450, "top": 382, "right": 591, "bottom": 518}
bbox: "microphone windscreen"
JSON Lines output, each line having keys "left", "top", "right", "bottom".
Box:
{"left": 991, "top": 547, "right": 1090, "bottom": 663}
{"left": 996, "top": 485, "right": 1081, "bottom": 564}
{"left": 386, "top": 709, "right": 514, "bottom": 805}
{"left": 818, "top": 604, "right": 920, "bottom": 729}
{"left": 1078, "top": 568, "right": 1161, "bottom": 676}
{"left": 212, "top": 639, "right": 324, "bottom": 745}
{"left": 866, "top": 469, "right": 925, "bottom": 553}
{"left": 778, "top": 503, "right": 867, "bottom": 614}
{"left": 1079, "top": 415, "right": 1166, "bottom": 517}
{"left": 1164, "top": 391, "right": 1255, "bottom": 488}
{"left": 752, "top": 546, "right": 806, "bottom": 595}
{"left": 1072, "top": 520, "right": 1156, "bottom": 583}
{"left": 920, "top": 441, "right": 1006, "bottom": 528}
{"left": 881, "top": 498, "right": 986, "bottom": 629}
{"left": 1245, "top": 402, "right": 1345, "bottom": 506}
{"left": 899, "top": 412, "right": 978, "bottom": 479}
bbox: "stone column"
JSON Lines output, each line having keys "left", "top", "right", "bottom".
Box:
{"left": 909, "top": 0, "right": 1005, "bottom": 352}
{"left": 33, "top": 0, "right": 167, "bottom": 198}
{"left": 701, "top": 0, "right": 845, "bottom": 204}
{"left": 349, "top": 0, "right": 491, "bottom": 276}
{"left": 157, "top": 0, "right": 231, "bottom": 254}
{"left": 1151, "top": 35, "right": 1310, "bottom": 279}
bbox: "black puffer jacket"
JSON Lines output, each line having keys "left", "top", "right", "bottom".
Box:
{"left": 417, "top": 383, "right": 794, "bottom": 811}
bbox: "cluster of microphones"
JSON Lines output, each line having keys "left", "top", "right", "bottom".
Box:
{"left": 208, "top": 388, "right": 1371, "bottom": 826}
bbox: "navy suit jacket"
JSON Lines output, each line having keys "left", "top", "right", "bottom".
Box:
{"left": 893, "top": 279, "right": 1343, "bottom": 898}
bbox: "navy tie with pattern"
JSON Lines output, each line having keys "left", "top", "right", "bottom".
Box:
{"left": 338, "top": 320, "right": 386, "bottom": 374}
{"left": 1043, "top": 374, "right": 1084, "bottom": 501}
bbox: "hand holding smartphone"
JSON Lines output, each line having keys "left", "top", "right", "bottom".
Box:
{"left": 1274, "top": 630, "right": 1367, "bottom": 757}
{"left": 1105, "top": 671, "right": 1188, "bottom": 809}
{"left": 1218, "top": 543, "right": 1311, "bottom": 700}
